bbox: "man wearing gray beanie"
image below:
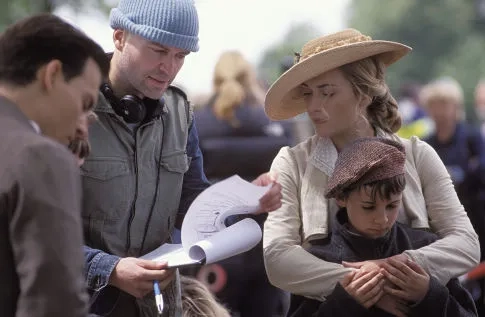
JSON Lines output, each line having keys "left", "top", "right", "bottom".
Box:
{"left": 81, "top": 1, "right": 283, "bottom": 317}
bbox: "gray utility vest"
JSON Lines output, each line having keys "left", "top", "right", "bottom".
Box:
{"left": 81, "top": 86, "right": 192, "bottom": 317}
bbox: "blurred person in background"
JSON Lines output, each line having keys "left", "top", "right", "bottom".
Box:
{"left": 193, "top": 50, "right": 291, "bottom": 316}
{"left": 421, "top": 77, "right": 485, "bottom": 314}
{"left": 474, "top": 79, "right": 485, "bottom": 138}
{"left": 396, "top": 82, "right": 434, "bottom": 139}
{"left": 195, "top": 50, "right": 293, "bottom": 181}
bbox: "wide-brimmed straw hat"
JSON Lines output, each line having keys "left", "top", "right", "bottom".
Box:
{"left": 265, "top": 29, "right": 412, "bottom": 120}
{"left": 325, "top": 138, "right": 406, "bottom": 199}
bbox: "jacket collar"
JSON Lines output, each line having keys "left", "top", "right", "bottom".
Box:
{"left": 309, "top": 128, "right": 390, "bottom": 176}
{"left": 94, "top": 92, "right": 116, "bottom": 114}
{"left": 0, "top": 95, "right": 38, "bottom": 133}
{"left": 332, "top": 208, "right": 396, "bottom": 260}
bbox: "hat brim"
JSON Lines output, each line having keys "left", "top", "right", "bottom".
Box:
{"left": 265, "top": 40, "right": 411, "bottom": 120}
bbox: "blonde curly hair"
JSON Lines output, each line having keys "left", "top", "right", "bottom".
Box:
{"left": 212, "top": 50, "right": 266, "bottom": 126}
{"left": 341, "top": 56, "right": 402, "bottom": 133}
{"left": 180, "top": 275, "right": 231, "bottom": 317}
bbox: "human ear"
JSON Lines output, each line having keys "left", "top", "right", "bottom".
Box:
{"left": 359, "top": 94, "right": 372, "bottom": 110}
{"left": 113, "top": 29, "right": 126, "bottom": 51}
{"left": 336, "top": 197, "right": 347, "bottom": 208}
{"left": 39, "top": 60, "right": 63, "bottom": 92}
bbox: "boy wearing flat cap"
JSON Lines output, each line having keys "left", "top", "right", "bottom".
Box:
{"left": 291, "top": 138, "right": 477, "bottom": 317}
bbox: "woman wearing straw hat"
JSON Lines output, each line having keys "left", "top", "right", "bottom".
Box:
{"left": 291, "top": 137, "right": 477, "bottom": 316}
{"left": 262, "top": 28, "right": 480, "bottom": 315}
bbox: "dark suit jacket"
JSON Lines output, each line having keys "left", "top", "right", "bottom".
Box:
{"left": 0, "top": 97, "right": 88, "bottom": 317}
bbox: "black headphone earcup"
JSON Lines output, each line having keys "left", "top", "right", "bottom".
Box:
{"left": 119, "top": 95, "right": 146, "bottom": 124}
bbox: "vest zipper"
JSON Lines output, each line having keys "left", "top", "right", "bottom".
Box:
{"left": 126, "top": 132, "right": 139, "bottom": 253}
{"left": 125, "top": 120, "right": 156, "bottom": 254}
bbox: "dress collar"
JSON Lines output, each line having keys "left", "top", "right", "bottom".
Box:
{"left": 309, "top": 128, "right": 389, "bottom": 176}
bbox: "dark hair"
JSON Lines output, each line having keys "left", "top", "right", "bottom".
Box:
{"left": 337, "top": 174, "right": 406, "bottom": 202}
{"left": 0, "top": 13, "right": 109, "bottom": 85}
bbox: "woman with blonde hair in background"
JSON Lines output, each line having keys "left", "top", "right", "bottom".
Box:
{"left": 262, "top": 29, "right": 479, "bottom": 316}
{"left": 193, "top": 50, "right": 292, "bottom": 316}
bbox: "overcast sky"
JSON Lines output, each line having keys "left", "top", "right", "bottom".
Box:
{"left": 56, "top": 0, "right": 351, "bottom": 97}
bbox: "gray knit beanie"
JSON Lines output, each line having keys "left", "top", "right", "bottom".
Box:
{"left": 110, "top": 0, "right": 199, "bottom": 52}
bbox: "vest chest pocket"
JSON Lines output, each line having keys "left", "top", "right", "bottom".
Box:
{"left": 152, "top": 152, "right": 191, "bottom": 229}
{"left": 160, "top": 152, "right": 191, "bottom": 174}
{"left": 80, "top": 158, "right": 133, "bottom": 220}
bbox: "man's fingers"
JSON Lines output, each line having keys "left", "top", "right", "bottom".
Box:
{"left": 158, "top": 271, "right": 176, "bottom": 290}
{"left": 142, "top": 267, "right": 175, "bottom": 282}
{"left": 137, "top": 259, "right": 168, "bottom": 270}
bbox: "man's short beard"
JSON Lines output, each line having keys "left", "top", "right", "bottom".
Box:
{"left": 68, "top": 138, "right": 91, "bottom": 160}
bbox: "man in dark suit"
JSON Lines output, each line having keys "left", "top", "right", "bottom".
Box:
{"left": 0, "top": 14, "right": 109, "bottom": 317}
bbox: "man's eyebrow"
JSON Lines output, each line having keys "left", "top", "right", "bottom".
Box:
{"left": 149, "top": 42, "right": 167, "bottom": 49}
{"left": 148, "top": 43, "right": 190, "bottom": 55}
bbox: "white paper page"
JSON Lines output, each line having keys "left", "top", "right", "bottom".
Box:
{"left": 140, "top": 243, "right": 203, "bottom": 268}
{"left": 181, "top": 175, "right": 269, "bottom": 248}
{"left": 187, "top": 218, "right": 262, "bottom": 264}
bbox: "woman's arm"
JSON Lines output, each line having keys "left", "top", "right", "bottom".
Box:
{"left": 263, "top": 147, "right": 352, "bottom": 300}
{"left": 403, "top": 137, "right": 480, "bottom": 283}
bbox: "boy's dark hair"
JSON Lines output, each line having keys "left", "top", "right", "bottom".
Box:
{"left": 336, "top": 174, "right": 406, "bottom": 202}
{"left": 0, "top": 13, "right": 110, "bottom": 85}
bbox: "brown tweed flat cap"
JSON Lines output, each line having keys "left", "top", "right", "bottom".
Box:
{"left": 325, "top": 138, "right": 406, "bottom": 199}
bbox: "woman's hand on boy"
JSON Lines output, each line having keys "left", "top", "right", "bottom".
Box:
{"left": 342, "top": 253, "right": 409, "bottom": 272}
{"left": 340, "top": 270, "right": 385, "bottom": 308}
{"left": 381, "top": 258, "right": 430, "bottom": 303}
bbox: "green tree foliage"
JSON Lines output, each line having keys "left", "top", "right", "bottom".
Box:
{"left": 258, "top": 23, "right": 321, "bottom": 87}
{"left": 350, "top": 0, "right": 485, "bottom": 114}
{"left": 0, "top": 0, "right": 111, "bottom": 31}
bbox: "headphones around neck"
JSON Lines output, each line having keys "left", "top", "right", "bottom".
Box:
{"left": 101, "top": 83, "right": 162, "bottom": 124}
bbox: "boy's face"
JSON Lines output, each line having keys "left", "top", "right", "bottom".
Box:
{"left": 337, "top": 186, "right": 402, "bottom": 239}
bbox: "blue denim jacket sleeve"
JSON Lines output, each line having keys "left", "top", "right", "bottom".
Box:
{"left": 84, "top": 245, "right": 121, "bottom": 291}
{"left": 178, "top": 117, "right": 211, "bottom": 220}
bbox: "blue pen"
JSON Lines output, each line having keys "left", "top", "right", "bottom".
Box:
{"left": 153, "top": 281, "right": 163, "bottom": 315}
